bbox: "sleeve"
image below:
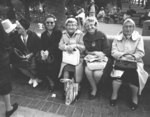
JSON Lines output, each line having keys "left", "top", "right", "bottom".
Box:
{"left": 59, "top": 34, "right": 67, "bottom": 51}
{"left": 111, "top": 39, "right": 125, "bottom": 60}
{"left": 48, "top": 30, "right": 62, "bottom": 53}
{"left": 76, "top": 33, "right": 85, "bottom": 52}
{"left": 133, "top": 37, "right": 145, "bottom": 60}
{"left": 102, "top": 35, "right": 111, "bottom": 57}
{"left": 32, "top": 32, "right": 41, "bottom": 53}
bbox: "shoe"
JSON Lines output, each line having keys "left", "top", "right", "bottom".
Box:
{"left": 89, "top": 93, "right": 96, "bottom": 100}
{"left": 28, "top": 78, "right": 33, "bottom": 84}
{"left": 32, "top": 80, "right": 38, "bottom": 87}
{"left": 6, "top": 103, "right": 18, "bottom": 117}
{"left": 130, "top": 102, "right": 138, "bottom": 111}
{"left": 110, "top": 99, "right": 117, "bottom": 106}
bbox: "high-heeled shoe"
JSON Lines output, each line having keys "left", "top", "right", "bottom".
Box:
{"left": 6, "top": 103, "right": 18, "bottom": 117}
{"left": 110, "top": 99, "right": 117, "bottom": 106}
{"left": 89, "top": 93, "right": 96, "bottom": 100}
{"left": 129, "top": 102, "right": 138, "bottom": 111}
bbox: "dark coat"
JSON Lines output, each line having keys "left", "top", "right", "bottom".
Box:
{"left": 0, "top": 23, "right": 12, "bottom": 95}
{"left": 83, "top": 30, "right": 110, "bottom": 57}
{"left": 39, "top": 29, "right": 62, "bottom": 80}
{"left": 10, "top": 30, "right": 41, "bottom": 78}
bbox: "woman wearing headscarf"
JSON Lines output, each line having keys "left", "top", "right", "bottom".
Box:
{"left": 38, "top": 14, "right": 62, "bottom": 91}
{"left": 0, "top": 20, "right": 18, "bottom": 117}
{"left": 11, "top": 19, "right": 41, "bottom": 88}
{"left": 110, "top": 18, "right": 148, "bottom": 110}
{"left": 83, "top": 17, "right": 110, "bottom": 100}
{"left": 59, "top": 18, "right": 85, "bottom": 99}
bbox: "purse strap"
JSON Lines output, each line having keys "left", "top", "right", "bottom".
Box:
{"left": 120, "top": 54, "right": 136, "bottom": 61}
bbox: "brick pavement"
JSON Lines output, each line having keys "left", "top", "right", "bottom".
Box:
{"left": 0, "top": 71, "right": 150, "bottom": 117}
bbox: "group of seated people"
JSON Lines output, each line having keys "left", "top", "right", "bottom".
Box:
{"left": 1, "top": 14, "right": 149, "bottom": 111}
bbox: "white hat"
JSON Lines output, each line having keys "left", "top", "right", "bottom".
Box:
{"left": 65, "top": 18, "right": 77, "bottom": 25}
{"left": 1, "top": 19, "right": 17, "bottom": 33}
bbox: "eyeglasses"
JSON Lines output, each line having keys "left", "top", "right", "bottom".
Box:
{"left": 46, "top": 21, "right": 55, "bottom": 25}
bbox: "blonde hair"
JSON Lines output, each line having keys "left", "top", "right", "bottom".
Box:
{"left": 84, "top": 17, "right": 98, "bottom": 26}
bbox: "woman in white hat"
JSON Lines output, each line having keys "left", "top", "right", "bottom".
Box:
{"left": 59, "top": 18, "right": 85, "bottom": 99}
{"left": 110, "top": 18, "right": 148, "bottom": 110}
{"left": 0, "top": 20, "right": 18, "bottom": 117}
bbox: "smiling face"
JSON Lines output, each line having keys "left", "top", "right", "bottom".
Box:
{"left": 66, "top": 22, "right": 77, "bottom": 34}
{"left": 85, "top": 21, "right": 96, "bottom": 34}
{"left": 123, "top": 21, "right": 134, "bottom": 37}
{"left": 45, "top": 17, "right": 56, "bottom": 31}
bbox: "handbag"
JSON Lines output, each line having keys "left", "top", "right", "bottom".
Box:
{"left": 84, "top": 54, "right": 108, "bottom": 70}
{"left": 114, "top": 54, "right": 137, "bottom": 70}
{"left": 62, "top": 48, "right": 80, "bottom": 66}
{"left": 60, "top": 78, "right": 79, "bottom": 105}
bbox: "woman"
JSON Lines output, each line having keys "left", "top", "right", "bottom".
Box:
{"left": 39, "top": 14, "right": 62, "bottom": 91}
{"left": 59, "top": 18, "right": 85, "bottom": 98}
{"left": 0, "top": 20, "right": 18, "bottom": 117}
{"left": 11, "top": 19, "right": 41, "bottom": 88}
{"left": 83, "top": 17, "right": 110, "bottom": 100}
{"left": 110, "top": 18, "right": 148, "bottom": 110}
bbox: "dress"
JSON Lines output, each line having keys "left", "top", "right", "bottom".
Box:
{"left": 0, "top": 23, "right": 12, "bottom": 95}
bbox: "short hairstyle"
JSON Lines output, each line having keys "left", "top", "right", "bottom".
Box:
{"left": 44, "top": 14, "right": 57, "bottom": 22}
{"left": 84, "top": 16, "right": 98, "bottom": 26}
{"left": 19, "top": 18, "right": 30, "bottom": 30}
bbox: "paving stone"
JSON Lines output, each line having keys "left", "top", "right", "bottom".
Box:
{"left": 64, "top": 106, "right": 75, "bottom": 117}
{"left": 57, "top": 104, "right": 68, "bottom": 115}
{"left": 28, "top": 99, "right": 46, "bottom": 110}
{"left": 82, "top": 110, "right": 92, "bottom": 117}
{"left": 48, "top": 102, "right": 60, "bottom": 113}
{"left": 72, "top": 107, "right": 83, "bottom": 117}
{"left": 41, "top": 101, "right": 53, "bottom": 112}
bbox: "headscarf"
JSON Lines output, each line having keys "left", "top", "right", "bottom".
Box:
{"left": 123, "top": 18, "right": 135, "bottom": 27}
{"left": 65, "top": 18, "right": 77, "bottom": 25}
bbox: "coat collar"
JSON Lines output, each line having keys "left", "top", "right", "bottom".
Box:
{"left": 116, "top": 31, "right": 141, "bottom": 41}
{"left": 62, "top": 29, "right": 82, "bottom": 37}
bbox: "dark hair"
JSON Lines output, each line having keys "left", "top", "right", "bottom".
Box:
{"left": 19, "top": 19, "right": 30, "bottom": 30}
{"left": 44, "top": 14, "right": 57, "bottom": 22}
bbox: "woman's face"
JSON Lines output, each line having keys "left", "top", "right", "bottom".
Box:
{"left": 123, "top": 22, "right": 134, "bottom": 37}
{"left": 45, "top": 17, "right": 56, "bottom": 31}
{"left": 66, "top": 22, "right": 77, "bottom": 34}
{"left": 16, "top": 25, "right": 25, "bottom": 35}
{"left": 85, "top": 21, "right": 96, "bottom": 34}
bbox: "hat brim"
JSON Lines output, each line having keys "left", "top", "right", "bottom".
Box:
{"left": 5, "top": 24, "right": 17, "bottom": 33}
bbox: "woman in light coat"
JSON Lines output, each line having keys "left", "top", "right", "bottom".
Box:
{"left": 59, "top": 18, "right": 85, "bottom": 99}
{"left": 110, "top": 18, "right": 148, "bottom": 110}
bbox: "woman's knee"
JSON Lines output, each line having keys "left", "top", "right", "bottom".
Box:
{"left": 112, "top": 79, "right": 122, "bottom": 86}
{"left": 93, "top": 70, "right": 103, "bottom": 78}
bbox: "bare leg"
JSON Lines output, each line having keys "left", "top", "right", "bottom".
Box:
{"left": 93, "top": 70, "right": 103, "bottom": 85}
{"left": 2, "top": 94, "right": 12, "bottom": 111}
{"left": 75, "top": 61, "right": 83, "bottom": 83}
{"left": 129, "top": 84, "right": 139, "bottom": 104}
{"left": 111, "top": 79, "right": 122, "bottom": 100}
{"left": 85, "top": 67, "right": 97, "bottom": 95}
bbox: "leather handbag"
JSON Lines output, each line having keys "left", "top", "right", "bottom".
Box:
{"left": 114, "top": 54, "right": 137, "bottom": 70}
{"left": 62, "top": 48, "right": 80, "bottom": 66}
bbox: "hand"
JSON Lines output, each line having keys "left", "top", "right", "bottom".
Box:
{"left": 66, "top": 46, "right": 74, "bottom": 53}
{"left": 124, "top": 54, "right": 135, "bottom": 61}
{"left": 90, "top": 51, "right": 105, "bottom": 58}
{"left": 26, "top": 53, "right": 33, "bottom": 59}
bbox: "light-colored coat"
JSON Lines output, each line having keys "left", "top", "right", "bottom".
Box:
{"left": 111, "top": 31, "right": 148, "bottom": 95}
{"left": 58, "top": 29, "right": 85, "bottom": 77}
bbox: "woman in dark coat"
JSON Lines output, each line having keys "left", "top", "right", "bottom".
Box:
{"left": 38, "top": 14, "right": 62, "bottom": 91}
{"left": 11, "top": 19, "right": 41, "bottom": 88}
{"left": 0, "top": 20, "right": 18, "bottom": 117}
{"left": 83, "top": 17, "right": 110, "bottom": 99}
